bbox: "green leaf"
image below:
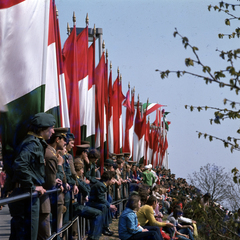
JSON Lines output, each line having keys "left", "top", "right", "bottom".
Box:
{"left": 185, "top": 105, "right": 188, "bottom": 109}
{"left": 224, "top": 142, "right": 228, "bottom": 148}
{"left": 225, "top": 19, "right": 230, "bottom": 26}
{"left": 208, "top": 5, "right": 212, "bottom": 11}
{"left": 233, "top": 176, "right": 237, "bottom": 183}
{"left": 209, "top": 135, "right": 213, "bottom": 141}
{"left": 198, "top": 132, "right": 202, "bottom": 138}
{"left": 173, "top": 31, "right": 178, "bottom": 37}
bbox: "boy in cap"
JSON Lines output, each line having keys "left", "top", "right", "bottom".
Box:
{"left": 8, "top": 112, "right": 56, "bottom": 240}
{"left": 38, "top": 127, "right": 68, "bottom": 239}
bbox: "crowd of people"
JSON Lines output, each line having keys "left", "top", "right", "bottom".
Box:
{"left": 1, "top": 112, "right": 240, "bottom": 240}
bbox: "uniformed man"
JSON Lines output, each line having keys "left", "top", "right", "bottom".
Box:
{"left": 72, "top": 162, "right": 103, "bottom": 240}
{"left": 61, "top": 141, "right": 79, "bottom": 227}
{"left": 38, "top": 127, "right": 68, "bottom": 239}
{"left": 86, "top": 171, "right": 117, "bottom": 236}
{"left": 8, "top": 112, "right": 55, "bottom": 240}
{"left": 74, "top": 144, "right": 90, "bottom": 169}
{"left": 85, "top": 149, "right": 100, "bottom": 184}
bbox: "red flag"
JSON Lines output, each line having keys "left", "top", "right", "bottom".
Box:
{"left": 144, "top": 120, "right": 150, "bottom": 165}
{"left": 95, "top": 53, "right": 105, "bottom": 173}
{"left": 62, "top": 26, "right": 81, "bottom": 148}
{"left": 104, "top": 57, "right": 109, "bottom": 158}
{"left": 76, "top": 27, "right": 88, "bottom": 136}
{"left": 86, "top": 41, "right": 96, "bottom": 147}
{"left": 133, "top": 101, "right": 146, "bottom": 162}
{"left": 112, "top": 75, "right": 125, "bottom": 153}
{"left": 108, "top": 68, "right": 114, "bottom": 153}
{"left": 123, "top": 89, "right": 135, "bottom": 155}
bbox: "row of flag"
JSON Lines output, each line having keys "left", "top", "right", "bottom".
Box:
{"left": 0, "top": 0, "right": 170, "bottom": 173}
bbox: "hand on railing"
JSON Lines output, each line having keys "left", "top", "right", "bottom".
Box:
{"left": 35, "top": 186, "right": 46, "bottom": 196}
{"left": 55, "top": 178, "right": 62, "bottom": 185}
{"left": 110, "top": 204, "right": 117, "bottom": 212}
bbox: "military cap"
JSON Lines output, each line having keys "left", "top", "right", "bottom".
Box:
{"left": 30, "top": 112, "right": 56, "bottom": 128}
{"left": 104, "top": 159, "right": 114, "bottom": 166}
{"left": 116, "top": 153, "right": 124, "bottom": 158}
{"left": 66, "top": 132, "right": 75, "bottom": 140}
{"left": 81, "top": 140, "right": 90, "bottom": 145}
{"left": 88, "top": 149, "right": 100, "bottom": 159}
{"left": 52, "top": 127, "right": 68, "bottom": 139}
{"left": 123, "top": 152, "right": 130, "bottom": 157}
{"left": 76, "top": 144, "right": 90, "bottom": 151}
{"left": 127, "top": 161, "right": 137, "bottom": 165}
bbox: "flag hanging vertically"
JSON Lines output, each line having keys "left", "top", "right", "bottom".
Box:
{"left": 95, "top": 53, "right": 105, "bottom": 173}
{"left": 86, "top": 41, "right": 96, "bottom": 147}
{"left": 123, "top": 88, "right": 135, "bottom": 157}
{"left": 55, "top": 2, "right": 70, "bottom": 128}
{"left": 132, "top": 101, "right": 146, "bottom": 163}
{"left": 76, "top": 26, "right": 88, "bottom": 140}
{"left": 45, "top": 0, "right": 60, "bottom": 125}
{"left": 108, "top": 65, "right": 114, "bottom": 154}
{"left": 0, "top": 0, "right": 51, "bottom": 148}
{"left": 144, "top": 119, "right": 150, "bottom": 165}
{"left": 112, "top": 74, "right": 125, "bottom": 153}
{"left": 62, "top": 25, "right": 81, "bottom": 146}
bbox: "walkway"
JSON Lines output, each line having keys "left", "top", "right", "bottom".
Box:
{"left": 0, "top": 205, "right": 11, "bottom": 240}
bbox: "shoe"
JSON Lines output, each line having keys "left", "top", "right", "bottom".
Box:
{"left": 102, "top": 228, "right": 114, "bottom": 236}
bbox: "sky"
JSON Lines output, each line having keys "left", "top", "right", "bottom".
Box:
{"left": 55, "top": 0, "right": 240, "bottom": 181}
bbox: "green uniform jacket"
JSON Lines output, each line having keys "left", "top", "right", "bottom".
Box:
{"left": 12, "top": 133, "right": 47, "bottom": 191}
{"left": 89, "top": 181, "right": 110, "bottom": 207}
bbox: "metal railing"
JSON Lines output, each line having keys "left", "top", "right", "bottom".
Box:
{"left": 0, "top": 183, "right": 129, "bottom": 240}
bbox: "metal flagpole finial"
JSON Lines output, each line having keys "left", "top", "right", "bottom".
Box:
{"left": 133, "top": 86, "right": 135, "bottom": 93}
{"left": 147, "top": 98, "right": 149, "bottom": 105}
{"left": 128, "top": 82, "right": 130, "bottom": 89}
{"left": 106, "top": 49, "right": 108, "bottom": 58}
{"left": 67, "top": 22, "right": 70, "bottom": 36}
{"left": 138, "top": 94, "right": 140, "bottom": 101}
{"left": 148, "top": 116, "right": 150, "bottom": 122}
{"left": 86, "top": 13, "right": 89, "bottom": 26}
{"left": 93, "top": 24, "right": 96, "bottom": 37}
{"left": 102, "top": 40, "right": 105, "bottom": 53}
{"left": 56, "top": 6, "right": 58, "bottom": 18}
{"left": 73, "top": 11, "right": 76, "bottom": 24}
{"left": 120, "top": 74, "right": 122, "bottom": 82}
{"left": 117, "top": 67, "right": 119, "bottom": 74}
{"left": 110, "top": 61, "right": 112, "bottom": 70}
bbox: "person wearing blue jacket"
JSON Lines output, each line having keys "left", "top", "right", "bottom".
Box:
{"left": 118, "top": 194, "right": 163, "bottom": 240}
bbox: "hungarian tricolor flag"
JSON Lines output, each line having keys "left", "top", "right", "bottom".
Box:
{"left": 0, "top": 0, "right": 63, "bottom": 169}
{"left": 142, "top": 103, "right": 164, "bottom": 116}
{"left": 132, "top": 101, "right": 146, "bottom": 163}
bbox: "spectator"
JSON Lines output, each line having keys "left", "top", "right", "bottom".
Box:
{"left": 119, "top": 194, "right": 163, "bottom": 240}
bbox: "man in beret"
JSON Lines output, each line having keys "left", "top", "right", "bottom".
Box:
{"left": 85, "top": 149, "right": 100, "bottom": 184}
{"left": 8, "top": 112, "right": 56, "bottom": 240}
{"left": 74, "top": 144, "right": 90, "bottom": 170}
{"left": 38, "top": 127, "right": 68, "bottom": 239}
